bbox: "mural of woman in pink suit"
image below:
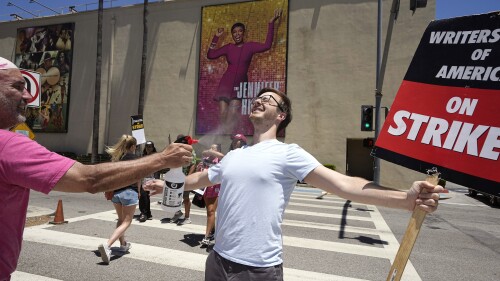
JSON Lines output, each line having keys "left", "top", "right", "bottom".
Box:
{"left": 207, "top": 9, "right": 282, "bottom": 134}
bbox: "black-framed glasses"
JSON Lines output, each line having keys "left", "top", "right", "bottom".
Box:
{"left": 251, "top": 95, "right": 284, "bottom": 111}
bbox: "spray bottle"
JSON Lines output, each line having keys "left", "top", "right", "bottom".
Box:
{"left": 161, "top": 135, "right": 198, "bottom": 216}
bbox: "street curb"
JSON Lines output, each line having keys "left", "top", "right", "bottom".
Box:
{"left": 26, "top": 206, "right": 54, "bottom": 219}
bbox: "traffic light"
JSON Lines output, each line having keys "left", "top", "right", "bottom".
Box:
{"left": 361, "top": 105, "right": 373, "bottom": 131}
{"left": 363, "top": 137, "right": 374, "bottom": 148}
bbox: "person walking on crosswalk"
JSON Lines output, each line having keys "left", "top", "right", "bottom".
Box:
{"left": 145, "top": 87, "right": 444, "bottom": 281}
{"left": 97, "top": 135, "right": 141, "bottom": 264}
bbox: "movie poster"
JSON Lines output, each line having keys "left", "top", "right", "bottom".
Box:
{"left": 14, "top": 22, "right": 74, "bottom": 133}
{"left": 196, "top": 0, "right": 288, "bottom": 136}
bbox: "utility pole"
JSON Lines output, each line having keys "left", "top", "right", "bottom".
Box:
{"left": 373, "top": 0, "right": 427, "bottom": 183}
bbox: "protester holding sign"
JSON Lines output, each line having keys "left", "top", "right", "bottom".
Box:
{"left": 145, "top": 87, "right": 443, "bottom": 281}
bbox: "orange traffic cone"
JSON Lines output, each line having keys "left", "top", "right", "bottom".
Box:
{"left": 49, "top": 199, "right": 68, "bottom": 225}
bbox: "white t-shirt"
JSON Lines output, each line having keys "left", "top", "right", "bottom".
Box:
{"left": 208, "top": 139, "right": 321, "bottom": 267}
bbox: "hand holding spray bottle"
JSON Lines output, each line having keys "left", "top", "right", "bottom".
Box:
{"left": 161, "top": 135, "right": 198, "bottom": 217}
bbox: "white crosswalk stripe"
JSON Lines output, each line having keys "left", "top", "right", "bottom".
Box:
{"left": 14, "top": 187, "right": 421, "bottom": 281}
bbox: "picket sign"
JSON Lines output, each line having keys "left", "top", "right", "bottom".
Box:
{"left": 372, "top": 11, "right": 500, "bottom": 280}
{"left": 385, "top": 171, "right": 439, "bottom": 281}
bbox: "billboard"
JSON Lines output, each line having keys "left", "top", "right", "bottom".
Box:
{"left": 196, "top": 0, "right": 288, "bottom": 136}
{"left": 14, "top": 22, "right": 75, "bottom": 133}
{"left": 373, "top": 12, "right": 500, "bottom": 196}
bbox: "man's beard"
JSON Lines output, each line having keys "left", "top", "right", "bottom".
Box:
{"left": 0, "top": 96, "right": 26, "bottom": 129}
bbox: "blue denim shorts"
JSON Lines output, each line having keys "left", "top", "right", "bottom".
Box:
{"left": 111, "top": 189, "right": 139, "bottom": 206}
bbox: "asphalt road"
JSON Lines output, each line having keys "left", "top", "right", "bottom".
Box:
{"left": 12, "top": 183, "right": 500, "bottom": 281}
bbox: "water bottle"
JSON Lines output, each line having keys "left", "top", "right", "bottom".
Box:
{"left": 161, "top": 167, "right": 185, "bottom": 216}
{"left": 161, "top": 135, "right": 198, "bottom": 217}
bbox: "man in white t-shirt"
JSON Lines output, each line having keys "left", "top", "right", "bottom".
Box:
{"left": 146, "top": 87, "right": 444, "bottom": 281}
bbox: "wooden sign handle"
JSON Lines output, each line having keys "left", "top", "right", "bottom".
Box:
{"left": 386, "top": 172, "right": 440, "bottom": 281}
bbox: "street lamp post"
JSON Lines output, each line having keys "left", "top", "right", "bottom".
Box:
{"left": 374, "top": 0, "right": 427, "bottom": 184}
{"left": 10, "top": 13, "right": 23, "bottom": 20}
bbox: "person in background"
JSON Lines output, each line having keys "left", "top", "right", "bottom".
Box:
{"left": 172, "top": 134, "right": 198, "bottom": 225}
{"left": 0, "top": 56, "right": 193, "bottom": 279}
{"left": 138, "top": 141, "right": 158, "bottom": 222}
{"left": 97, "top": 135, "right": 141, "bottom": 263}
{"left": 145, "top": 87, "right": 443, "bottom": 281}
{"left": 198, "top": 144, "right": 222, "bottom": 246}
{"left": 204, "top": 134, "right": 247, "bottom": 162}
{"left": 230, "top": 133, "right": 247, "bottom": 150}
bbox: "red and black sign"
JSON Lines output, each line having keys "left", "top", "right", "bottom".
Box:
{"left": 373, "top": 12, "right": 500, "bottom": 195}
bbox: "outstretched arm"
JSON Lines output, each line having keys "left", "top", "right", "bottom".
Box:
{"left": 185, "top": 170, "right": 213, "bottom": 191}
{"left": 143, "top": 170, "right": 213, "bottom": 196}
{"left": 304, "top": 166, "right": 443, "bottom": 213}
{"left": 269, "top": 8, "right": 282, "bottom": 24}
{"left": 252, "top": 8, "right": 283, "bottom": 53}
{"left": 53, "top": 143, "right": 193, "bottom": 194}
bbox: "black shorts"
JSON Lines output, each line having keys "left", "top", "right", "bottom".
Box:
{"left": 205, "top": 250, "right": 283, "bottom": 281}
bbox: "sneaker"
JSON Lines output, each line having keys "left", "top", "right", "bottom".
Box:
{"left": 118, "top": 242, "right": 131, "bottom": 252}
{"left": 138, "top": 214, "right": 147, "bottom": 222}
{"left": 98, "top": 243, "right": 112, "bottom": 264}
{"left": 147, "top": 215, "right": 153, "bottom": 220}
{"left": 177, "top": 217, "right": 191, "bottom": 225}
{"left": 170, "top": 211, "right": 183, "bottom": 223}
{"left": 201, "top": 235, "right": 214, "bottom": 246}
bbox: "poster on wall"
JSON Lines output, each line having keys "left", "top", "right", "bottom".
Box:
{"left": 196, "top": 0, "right": 288, "bottom": 136}
{"left": 13, "top": 22, "right": 74, "bottom": 133}
{"left": 372, "top": 12, "right": 500, "bottom": 195}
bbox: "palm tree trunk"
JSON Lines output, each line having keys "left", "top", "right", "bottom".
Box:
{"left": 92, "top": 0, "right": 103, "bottom": 164}
{"left": 138, "top": 0, "right": 148, "bottom": 116}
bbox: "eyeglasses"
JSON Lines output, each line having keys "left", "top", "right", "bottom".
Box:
{"left": 251, "top": 95, "right": 284, "bottom": 111}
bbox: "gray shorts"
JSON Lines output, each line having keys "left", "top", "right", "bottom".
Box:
{"left": 111, "top": 189, "right": 138, "bottom": 206}
{"left": 205, "top": 250, "right": 283, "bottom": 281}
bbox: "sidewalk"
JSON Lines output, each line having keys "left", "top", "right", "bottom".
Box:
{"left": 26, "top": 205, "right": 54, "bottom": 218}
{"left": 25, "top": 205, "right": 54, "bottom": 227}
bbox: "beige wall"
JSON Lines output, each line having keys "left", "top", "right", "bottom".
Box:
{"left": 0, "top": 0, "right": 435, "bottom": 188}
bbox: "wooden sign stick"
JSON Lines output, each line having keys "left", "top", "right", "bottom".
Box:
{"left": 386, "top": 169, "right": 440, "bottom": 281}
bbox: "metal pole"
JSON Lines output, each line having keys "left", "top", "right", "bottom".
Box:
{"left": 374, "top": 0, "right": 400, "bottom": 184}
{"left": 138, "top": 0, "right": 148, "bottom": 116}
{"left": 374, "top": 0, "right": 383, "bottom": 184}
{"left": 92, "top": 0, "right": 104, "bottom": 164}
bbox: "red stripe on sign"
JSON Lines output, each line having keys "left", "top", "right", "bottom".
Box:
{"left": 376, "top": 81, "right": 500, "bottom": 183}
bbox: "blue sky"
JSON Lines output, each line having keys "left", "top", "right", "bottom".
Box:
{"left": 436, "top": 0, "right": 500, "bottom": 19}
{"left": 1, "top": 0, "right": 500, "bottom": 22}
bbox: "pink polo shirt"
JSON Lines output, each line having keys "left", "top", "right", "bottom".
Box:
{"left": 0, "top": 130, "right": 75, "bottom": 280}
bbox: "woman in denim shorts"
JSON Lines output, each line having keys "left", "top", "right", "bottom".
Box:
{"left": 98, "top": 135, "right": 140, "bottom": 264}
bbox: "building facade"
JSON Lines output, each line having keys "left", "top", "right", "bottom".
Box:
{"left": 0, "top": 0, "right": 436, "bottom": 187}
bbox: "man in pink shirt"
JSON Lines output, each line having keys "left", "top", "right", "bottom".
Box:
{"left": 0, "top": 57, "right": 194, "bottom": 281}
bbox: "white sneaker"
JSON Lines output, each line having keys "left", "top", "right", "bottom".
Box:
{"left": 118, "top": 242, "right": 131, "bottom": 252}
{"left": 98, "top": 243, "right": 112, "bottom": 264}
{"left": 170, "top": 211, "right": 183, "bottom": 223}
{"left": 177, "top": 217, "right": 191, "bottom": 225}
{"left": 201, "top": 235, "right": 214, "bottom": 246}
